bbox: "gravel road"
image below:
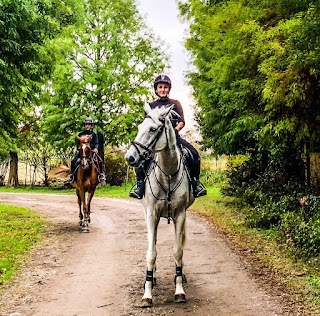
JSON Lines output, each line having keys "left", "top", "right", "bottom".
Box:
{"left": 0, "top": 193, "right": 303, "bottom": 315}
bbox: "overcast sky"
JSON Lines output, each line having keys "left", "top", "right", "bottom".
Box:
{"left": 137, "top": 0, "right": 196, "bottom": 128}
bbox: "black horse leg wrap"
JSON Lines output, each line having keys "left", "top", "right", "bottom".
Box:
{"left": 174, "top": 266, "right": 186, "bottom": 285}
{"left": 146, "top": 270, "right": 153, "bottom": 282}
{"left": 176, "top": 266, "right": 183, "bottom": 276}
{"left": 145, "top": 270, "right": 154, "bottom": 289}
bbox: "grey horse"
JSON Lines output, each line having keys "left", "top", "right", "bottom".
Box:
{"left": 125, "top": 104, "right": 195, "bottom": 307}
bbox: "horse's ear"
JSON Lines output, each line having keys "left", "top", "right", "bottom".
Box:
{"left": 159, "top": 105, "right": 173, "bottom": 121}
{"left": 144, "top": 102, "right": 151, "bottom": 114}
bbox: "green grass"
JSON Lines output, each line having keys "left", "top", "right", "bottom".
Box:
{"left": 0, "top": 204, "right": 45, "bottom": 286}
{"left": 0, "top": 184, "right": 133, "bottom": 199}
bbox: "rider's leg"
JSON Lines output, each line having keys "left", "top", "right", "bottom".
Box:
{"left": 95, "top": 154, "right": 106, "bottom": 183}
{"left": 177, "top": 137, "right": 207, "bottom": 198}
{"left": 191, "top": 157, "right": 207, "bottom": 197}
{"left": 129, "top": 164, "right": 145, "bottom": 199}
{"left": 65, "top": 155, "right": 78, "bottom": 184}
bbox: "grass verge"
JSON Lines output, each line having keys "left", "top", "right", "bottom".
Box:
{"left": 0, "top": 204, "right": 45, "bottom": 287}
{"left": 191, "top": 187, "right": 320, "bottom": 313}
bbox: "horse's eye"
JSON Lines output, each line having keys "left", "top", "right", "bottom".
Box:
{"left": 150, "top": 127, "right": 157, "bottom": 132}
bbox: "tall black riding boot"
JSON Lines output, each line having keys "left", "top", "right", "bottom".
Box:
{"left": 129, "top": 166, "right": 145, "bottom": 199}
{"left": 191, "top": 159, "right": 207, "bottom": 198}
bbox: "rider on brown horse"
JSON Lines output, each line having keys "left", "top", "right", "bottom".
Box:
{"left": 65, "top": 117, "right": 106, "bottom": 184}
{"left": 129, "top": 75, "right": 207, "bottom": 199}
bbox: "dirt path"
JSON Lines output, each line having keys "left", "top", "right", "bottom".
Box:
{"left": 0, "top": 193, "right": 303, "bottom": 316}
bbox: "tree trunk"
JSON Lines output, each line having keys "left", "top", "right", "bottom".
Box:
{"left": 8, "top": 151, "right": 19, "bottom": 187}
{"left": 42, "top": 151, "right": 49, "bottom": 187}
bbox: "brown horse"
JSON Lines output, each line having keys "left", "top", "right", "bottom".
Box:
{"left": 72, "top": 135, "right": 99, "bottom": 232}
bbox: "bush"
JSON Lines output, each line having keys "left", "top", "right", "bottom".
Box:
{"left": 104, "top": 149, "right": 135, "bottom": 186}
{"left": 200, "top": 168, "right": 226, "bottom": 187}
{"left": 279, "top": 196, "right": 320, "bottom": 259}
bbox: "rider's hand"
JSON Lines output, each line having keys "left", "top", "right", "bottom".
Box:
{"left": 93, "top": 148, "right": 98, "bottom": 154}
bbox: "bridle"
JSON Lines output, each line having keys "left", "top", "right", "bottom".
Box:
{"left": 130, "top": 115, "right": 167, "bottom": 164}
{"left": 79, "top": 141, "right": 92, "bottom": 170}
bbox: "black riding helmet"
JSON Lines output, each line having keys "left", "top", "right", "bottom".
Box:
{"left": 153, "top": 75, "right": 172, "bottom": 91}
{"left": 83, "top": 117, "right": 94, "bottom": 125}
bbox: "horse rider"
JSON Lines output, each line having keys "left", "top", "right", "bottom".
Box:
{"left": 64, "top": 117, "right": 106, "bottom": 184}
{"left": 129, "top": 74, "right": 207, "bottom": 199}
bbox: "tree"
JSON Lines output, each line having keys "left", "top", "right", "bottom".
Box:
{"left": 0, "top": 0, "right": 84, "bottom": 185}
{"left": 42, "top": 0, "right": 168, "bottom": 165}
{"left": 179, "top": 0, "right": 320, "bottom": 156}
{"left": 179, "top": 0, "right": 320, "bottom": 231}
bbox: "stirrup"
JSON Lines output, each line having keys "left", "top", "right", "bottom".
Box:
{"left": 64, "top": 175, "right": 74, "bottom": 184}
{"left": 193, "top": 181, "right": 207, "bottom": 198}
{"left": 98, "top": 173, "right": 106, "bottom": 183}
{"left": 194, "top": 186, "right": 207, "bottom": 198}
{"left": 129, "top": 183, "right": 144, "bottom": 199}
{"left": 129, "top": 190, "right": 143, "bottom": 199}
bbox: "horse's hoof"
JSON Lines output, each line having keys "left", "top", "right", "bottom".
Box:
{"left": 82, "top": 227, "right": 90, "bottom": 233}
{"left": 141, "top": 298, "right": 153, "bottom": 308}
{"left": 174, "top": 293, "right": 186, "bottom": 303}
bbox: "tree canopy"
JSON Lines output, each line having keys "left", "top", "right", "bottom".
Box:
{"left": 42, "top": 0, "right": 168, "bottom": 152}
{"left": 0, "top": 0, "right": 84, "bottom": 157}
{"left": 179, "top": 0, "right": 320, "bottom": 155}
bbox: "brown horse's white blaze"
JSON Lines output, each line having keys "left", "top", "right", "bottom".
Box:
{"left": 73, "top": 135, "right": 99, "bottom": 233}
{"left": 125, "top": 104, "right": 195, "bottom": 307}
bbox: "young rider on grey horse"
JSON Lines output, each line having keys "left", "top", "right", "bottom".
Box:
{"left": 65, "top": 117, "right": 106, "bottom": 184}
{"left": 129, "top": 75, "right": 207, "bottom": 199}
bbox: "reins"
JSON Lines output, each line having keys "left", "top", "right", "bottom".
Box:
{"left": 145, "top": 151, "right": 187, "bottom": 224}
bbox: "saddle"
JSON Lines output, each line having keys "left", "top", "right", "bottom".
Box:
{"left": 180, "top": 145, "right": 194, "bottom": 180}
{"left": 144, "top": 145, "right": 194, "bottom": 179}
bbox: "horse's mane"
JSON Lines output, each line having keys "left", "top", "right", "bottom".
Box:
{"left": 147, "top": 106, "right": 181, "bottom": 125}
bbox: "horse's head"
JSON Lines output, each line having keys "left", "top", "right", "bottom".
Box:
{"left": 77, "top": 135, "right": 92, "bottom": 169}
{"left": 125, "top": 104, "right": 175, "bottom": 167}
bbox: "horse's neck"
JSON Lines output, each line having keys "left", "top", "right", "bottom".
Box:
{"left": 156, "top": 127, "right": 181, "bottom": 176}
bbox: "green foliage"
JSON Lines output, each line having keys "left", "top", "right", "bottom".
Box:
{"left": 0, "top": 0, "right": 84, "bottom": 155}
{"left": 222, "top": 148, "right": 305, "bottom": 226}
{"left": 104, "top": 149, "right": 134, "bottom": 186}
{"left": 179, "top": 0, "right": 320, "bottom": 155}
{"left": 200, "top": 168, "right": 226, "bottom": 187}
{"left": 42, "top": 0, "right": 168, "bottom": 151}
{"left": 0, "top": 204, "right": 45, "bottom": 286}
{"left": 279, "top": 196, "right": 320, "bottom": 259}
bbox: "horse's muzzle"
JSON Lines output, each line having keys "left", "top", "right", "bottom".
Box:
{"left": 125, "top": 154, "right": 141, "bottom": 167}
{"left": 125, "top": 147, "right": 141, "bottom": 167}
